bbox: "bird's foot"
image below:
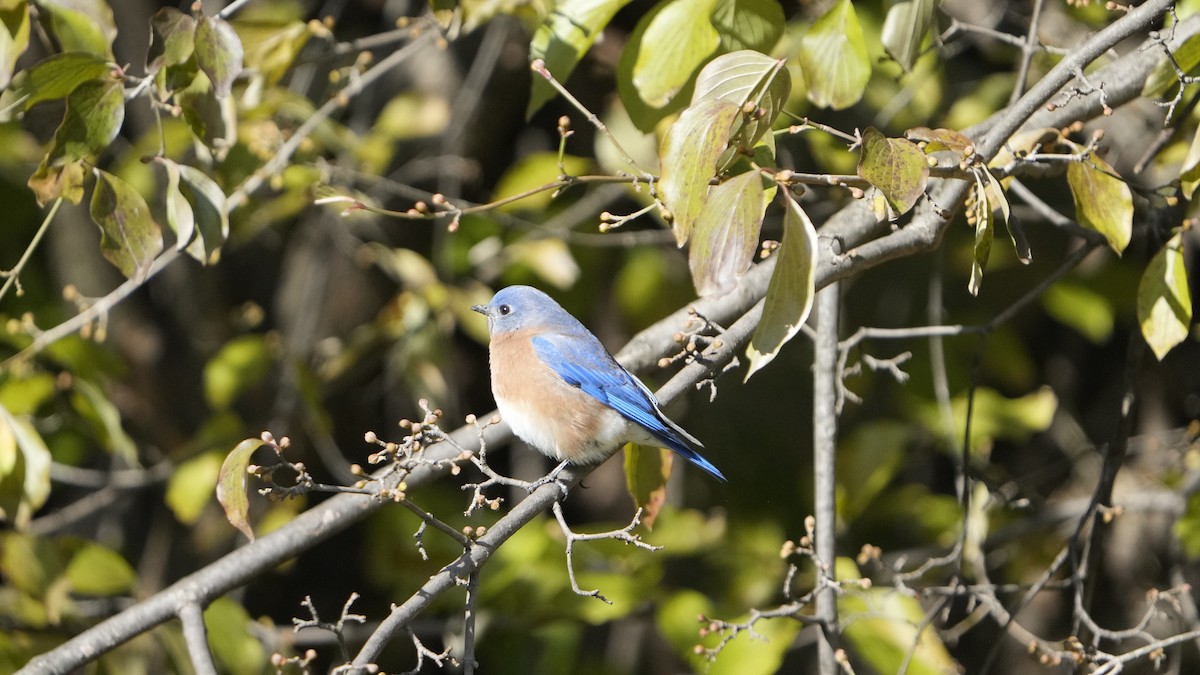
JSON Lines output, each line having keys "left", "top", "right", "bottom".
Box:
{"left": 527, "top": 460, "right": 572, "bottom": 498}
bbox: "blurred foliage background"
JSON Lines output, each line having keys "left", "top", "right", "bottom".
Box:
{"left": 1, "top": 0, "right": 1199, "bottom": 673}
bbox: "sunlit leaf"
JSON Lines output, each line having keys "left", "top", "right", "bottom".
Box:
{"left": 658, "top": 98, "right": 740, "bottom": 245}
{"left": 66, "top": 543, "right": 136, "bottom": 596}
{"left": 3, "top": 51, "right": 111, "bottom": 112}
{"left": 205, "top": 596, "right": 266, "bottom": 671}
{"left": 857, "top": 127, "right": 929, "bottom": 216}
{"left": 839, "top": 558, "right": 958, "bottom": 674}
{"left": 1179, "top": 122, "right": 1200, "bottom": 199}
{"left": 689, "top": 170, "right": 764, "bottom": 296}
{"left": 1143, "top": 32, "right": 1200, "bottom": 99}
{"left": 982, "top": 169, "right": 1030, "bottom": 264}
{"left": 217, "top": 438, "right": 267, "bottom": 542}
{"left": 506, "top": 238, "right": 581, "bottom": 289}
{"left": 967, "top": 174, "right": 992, "bottom": 296}
{"left": 633, "top": 0, "right": 720, "bottom": 107}
{"left": 745, "top": 191, "right": 817, "bottom": 380}
{"left": 1043, "top": 282, "right": 1114, "bottom": 343}
{"left": 624, "top": 443, "right": 672, "bottom": 530}
{"left": 881, "top": 0, "right": 935, "bottom": 72}
{"left": 492, "top": 151, "right": 592, "bottom": 214}
{"left": 905, "top": 126, "right": 974, "bottom": 156}
{"left": 0, "top": 372, "right": 56, "bottom": 416}
{"left": 710, "top": 0, "right": 784, "bottom": 54}
{"left": 90, "top": 169, "right": 164, "bottom": 281}
{"left": 27, "top": 159, "right": 86, "bottom": 206}
{"left": 195, "top": 15, "right": 243, "bottom": 97}
{"left": 528, "top": 0, "right": 633, "bottom": 116}
{"left": 36, "top": 73, "right": 125, "bottom": 164}
{"left": 1138, "top": 231, "right": 1193, "bottom": 360}
{"left": 0, "top": 0, "right": 30, "bottom": 90}
{"left": 692, "top": 50, "right": 790, "bottom": 151}
{"left": 796, "top": 0, "right": 869, "bottom": 109}
{"left": 204, "top": 334, "right": 273, "bottom": 410}
{"left": 0, "top": 404, "right": 52, "bottom": 530}
{"left": 1065, "top": 149, "right": 1132, "bottom": 255}
{"left": 234, "top": 17, "right": 313, "bottom": 88}
{"left": 37, "top": 0, "right": 116, "bottom": 59}
{"left": 166, "top": 451, "right": 223, "bottom": 524}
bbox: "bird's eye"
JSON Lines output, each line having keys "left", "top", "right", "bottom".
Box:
{"left": 498, "top": 304, "right": 512, "bottom": 316}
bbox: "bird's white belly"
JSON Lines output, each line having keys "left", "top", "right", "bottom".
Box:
{"left": 495, "top": 391, "right": 640, "bottom": 465}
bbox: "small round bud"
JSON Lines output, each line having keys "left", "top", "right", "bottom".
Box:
{"left": 466, "top": 413, "right": 477, "bottom": 424}
{"left": 364, "top": 431, "right": 378, "bottom": 443}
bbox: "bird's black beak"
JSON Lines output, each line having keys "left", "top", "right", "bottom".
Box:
{"left": 470, "top": 304, "right": 489, "bottom": 316}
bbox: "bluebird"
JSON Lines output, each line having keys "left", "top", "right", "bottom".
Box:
{"left": 471, "top": 285, "right": 725, "bottom": 482}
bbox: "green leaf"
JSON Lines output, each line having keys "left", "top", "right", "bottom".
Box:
{"left": 177, "top": 73, "right": 235, "bottom": 151}
{"left": 1175, "top": 492, "right": 1200, "bottom": 559}
{"left": 624, "top": 443, "right": 671, "bottom": 530}
{"left": 72, "top": 378, "right": 139, "bottom": 465}
{"left": 235, "top": 16, "right": 314, "bottom": 88}
{"left": 881, "top": 0, "right": 935, "bottom": 72}
{"left": 967, "top": 174, "right": 992, "bottom": 296}
{"left": 0, "top": 404, "right": 52, "bottom": 530}
{"left": 710, "top": 0, "right": 784, "bottom": 54}
{"left": 176, "top": 163, "right": 229, "bottom": 264}
{"left": 689, "top": 170, "right": 765, "bottom": 296}
{"left": 745, "top": 191, "right": 818, "bottom": 380}
{"left": 66, "top": 543, "right": 136, "bottom": 596}
{"left": 3, "top": 51, "right": 111, "bottom": 112}
{"left": 27, "top": 159, "right": 85, "bottom": 206}
{"left": 1179, "top": 122, "right": 1200, "bottom": 200}
{"left": 166, "top": 450, "right": 223, "bottom": 524}
{"left": 617, "top": 0, "right": 720, "bottom": 130}
{"left": 983, "top": 168, "right": 1030, "bottom": 264}
{"left": 692, "top": 50, "right": 790, "bottom": 151}
{"left": 90, "top": 168, "right": 164, "bottom": 281}
{"left": 634, "top": 0, "right": 720, "bottom": 107}
{"left": 204, "top": 334, "right": 273, "bottom": 410}
{"left": 1043, "top": 282, "right": 1114, "bottom": 343}
{"left": 26, "top": 72, "right": 124, "bottom": 205}
{"left": 1143, "top": 32, "right": 1200, "bottom": 99}
{"left": 217, "top": 439, "right": 267, "bottom": 542}
{"left": 839, "top": 558, "right": 958, "bottom": 674}
{"left": 658, "top": 98, "right": 740, "bottom": 245}
{"left": 492, "top": 151, "right": 592, "bottom": 214}
{"left": 156, "top": 157, "right": 195, "bottom": 252}
{"left": 528, "top": 0, "right": 633, "bottom": 116}
{"left": 43, "top": 74, "right": 125, "bottom": 164}
{"left": 204, "top": 596, "right": 265, "bottom": 671}
{"left": 796, "top": 0, "right": 870, "bottom": 109}
{"left": 195, "top": 15, "right": 243, "bottom": 97}
{"left": 146, "top": 7, "right": 196, "bottom": 73}
{"left": 857, "top": 127, "right": 930, "bottom": 216}
{"left": 0, "top": 0, "right": 30, "bottom": 90}
{"left": 1138, "top": 231, "right": 1193, "bottom": 361}
{"left": 0, "top": 372, "right": 56, "bottom": 415}
{"left": 37, "top": 0, "right": 116, "bottom": 59}
{"left": 905, "top": 126, "right": 975, "bottom": 156}
{"left": 1065, "top": 150, "right": 1132, "bottom": 255}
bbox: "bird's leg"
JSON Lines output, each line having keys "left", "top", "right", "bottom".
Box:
{"left": 528, "top": 459, "right": 572, "bottom": 498}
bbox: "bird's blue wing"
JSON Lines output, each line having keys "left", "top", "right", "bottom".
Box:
{"left": 532, "top": 334, "right": 726, "bottom": 481}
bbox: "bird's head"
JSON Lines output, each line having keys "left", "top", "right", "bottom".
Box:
{"left": 471, "top": 285, "right": 565, "bottom": 335}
